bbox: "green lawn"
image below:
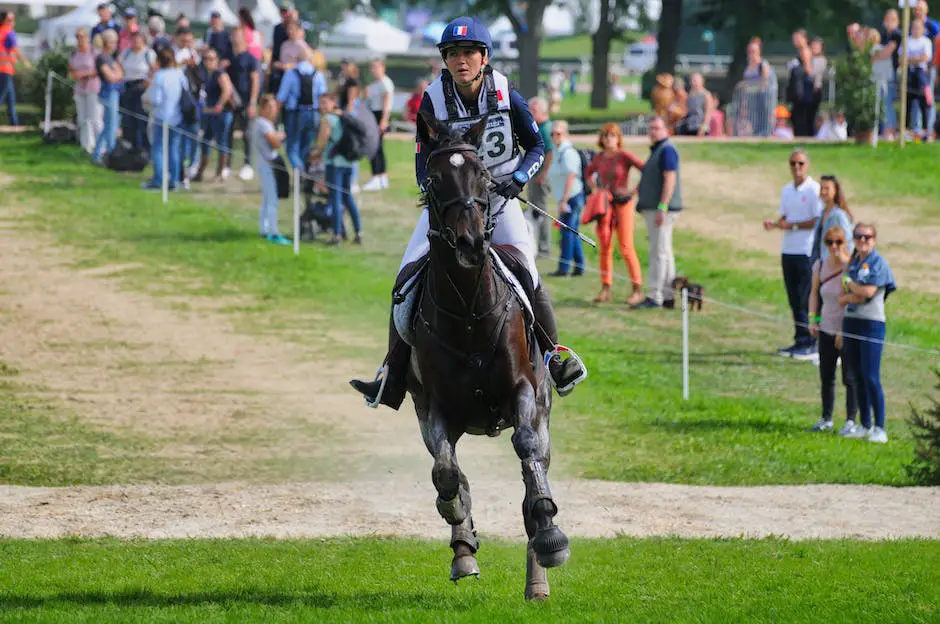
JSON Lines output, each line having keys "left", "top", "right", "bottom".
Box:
{"left": 0, "top": 135, "right": 937, "bottom": 486}
{"left": 540, "top": 34, "right": 637, "bottom": 59}
{"left": 0, "top": 537, "right": 937, "bottom": 622}
{"left": 554, "top": 90, "right": 650, "bottom": 121}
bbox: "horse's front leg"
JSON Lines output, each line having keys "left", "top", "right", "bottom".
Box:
{"left": 418, "top": 402, "right": 479, "bottom": 582}
{"left": 512, "top": 380, "right": 569, "bottom": 575}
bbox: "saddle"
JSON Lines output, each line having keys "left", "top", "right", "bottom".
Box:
{"left": 393, "top": 246, "right": 535, "bottom": 347}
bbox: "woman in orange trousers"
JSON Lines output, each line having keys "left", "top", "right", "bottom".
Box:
{"left": 584, "top": 123, "right": 645, "bottom": 304}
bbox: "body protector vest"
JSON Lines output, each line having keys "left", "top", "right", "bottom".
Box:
{"left": 425, "top": 66, "right": 522, "bottom": 181}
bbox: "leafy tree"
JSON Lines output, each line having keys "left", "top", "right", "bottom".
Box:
{"left": 907, "top": 372, "right": 940, "bottom": 485}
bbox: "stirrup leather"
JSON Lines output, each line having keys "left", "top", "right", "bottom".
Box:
{"left": 365, "top": 364, "right": 389, "bottom": 409}
{"left": 543, "top": 345, "right": 588, "bottom": 395}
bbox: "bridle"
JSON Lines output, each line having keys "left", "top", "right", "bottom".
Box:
{"left": 424, "top": 143, "right": 496, "bottom": 249}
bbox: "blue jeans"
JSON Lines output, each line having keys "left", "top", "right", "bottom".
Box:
{"left": 327, "top": 164, "right": 361, "bottom": 236}
{"left": 842, "top": 317, "right": 886, "bottom": 430}
{"left": 879, "top": 79, "right": 897, "bottom": 132}
{"left": 257, "top": 158, "right": 280, "bottom": 236}
{"left": 120, "top": 81, "right": 148, "bottom": 150}
{"left": 179, "top": 118, "right": 201, "bottom": 173}
{"left": 93, "top": 91, "right": 120, "bottom": 161}
{"left": 556, "top": 192, "right": 585, "bottom": 274}
{"left": 0, "top": 73, "right": 18, "bottom": 126}
{"left": 911, "top": 67, "right": 936, "bottom": 135}
{"left": 201, "top": 111, "right": 233, "bottom": 157}
{"left": 149, "top": 122, "right": 182, "bottom": 188}
{"left": 284, "top": 108, "right": 318, "bottom": 170}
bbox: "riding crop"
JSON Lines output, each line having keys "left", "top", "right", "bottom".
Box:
{"left": 514, "top": 196, "right": 598, "bottom": 249}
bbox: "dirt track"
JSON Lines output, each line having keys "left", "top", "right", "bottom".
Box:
{"left": 1, "top": 179, "right": 938, "bottom": 542}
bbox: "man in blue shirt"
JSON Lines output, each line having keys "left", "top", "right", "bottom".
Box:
{"left": 205, "top": 11, "right": 233, "bottom": 68}
{"left": 90, "top": 3, "right": 119, "bottom": 42}
{"left": 227, "top": 27, "right": 261, "bottom": 180}
{"left": 276, "top": 48, "right": 327, "bottom": 169}
{"left": 633, "top": 115, "right": 682, "bottom": 310}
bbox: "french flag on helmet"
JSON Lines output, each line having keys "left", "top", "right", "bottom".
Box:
{"left": 454, "top": 25, "right": 468, "bottom": 36}
{"left": 437, "top": 17, "right": 494, "bottom": 58}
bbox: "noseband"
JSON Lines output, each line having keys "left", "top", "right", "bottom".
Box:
{"left": 424, "top": 144, "right": 494, "bottom": 248}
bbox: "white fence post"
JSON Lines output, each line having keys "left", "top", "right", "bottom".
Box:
{"left": 293, "top": 168, "right": 301, "bottom": 256}
{"left": 43, "top": 72, "right": 53, "bottom": 133}
{"left": 682, "top": 287, "right": 689, "bottom": 401}
{"left": 161, "top": 121, "right": 169, "bottom": 204}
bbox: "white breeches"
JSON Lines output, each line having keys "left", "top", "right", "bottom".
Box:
{"left": 399, "top": 195, "right": 539, "bottom": 287}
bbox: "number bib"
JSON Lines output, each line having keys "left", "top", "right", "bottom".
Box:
{"left": 447, "top": 110, "right": 518, "bottom": 172}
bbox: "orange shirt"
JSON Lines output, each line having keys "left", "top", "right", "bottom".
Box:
{"left": 0, "top": 25, "right": 16, "bottom": 75}
{"left": 584, "top": 149, "right": 645, "bottom": 195}
{"left": 935, "top": 36, "right": 940, "bottom": 69}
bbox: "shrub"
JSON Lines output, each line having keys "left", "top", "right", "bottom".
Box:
{"left": 26, "top": 44, "right": 76, "bottom": 124}
{"left": 834, "top": 46, "right": 878, "bottom": 134}
{"left": 906, "top": 371, "right": 940, "bottom": 485}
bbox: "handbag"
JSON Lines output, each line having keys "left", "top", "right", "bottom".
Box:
{"left": 581, "top": 189, "right": 611, "bottom": 225}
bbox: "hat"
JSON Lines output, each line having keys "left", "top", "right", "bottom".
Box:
{"left": 123, "top": 7, "right": 137, "bottom": 17}
{"left": 775, "top": 105, "right": 791, "bottom": 119}
{"left": 278, "top": 0, "right": 294, "bottom": 10}
{"left": 209, "top": 9, "right": 221, "bottom": 18}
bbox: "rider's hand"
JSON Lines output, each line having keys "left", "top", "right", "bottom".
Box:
{"left": 494, "top": 172, "right": 527, "bottom": 199}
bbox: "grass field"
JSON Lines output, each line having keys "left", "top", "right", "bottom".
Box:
{"left": 1, "top": 135, "right": 938, "bottom": 487}
{"left": 1, "top": 537, "right": 937, "bottom": 622}
{"left": 540, "top": 34, "right": 632, "bottom": 59}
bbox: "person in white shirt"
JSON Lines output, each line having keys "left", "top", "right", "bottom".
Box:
{"left": 814, "top": 111, "right": 848, "bottom": 141}
{"left": 362, "top": 58, "right": 394, "bottom": 191}
{"left": 762, "top": 148, "right": 823, "bottom": 361}
{"left": 906, "top": 18, "right": 934, "bottom": 139}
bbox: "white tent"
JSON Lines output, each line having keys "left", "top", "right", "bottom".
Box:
{"left": 251, "top": 0, "right": 280, "bottom": 45}
{"left": 489, "top": 6, "right": 577, "bottom": 39}
{"left": 328, "top": 13, "right": 410, "bottom": 54}
{"left": 38, "top": 0, "right": 99, "bottom": 46}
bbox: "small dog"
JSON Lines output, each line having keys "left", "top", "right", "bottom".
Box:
{"left": 672, "top": 277, "right": 705, "bottom": 311}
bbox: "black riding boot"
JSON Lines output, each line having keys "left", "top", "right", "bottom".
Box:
{"left": 533, "top": 285, "right": 585, "bottom": 396}
{"left": 349, "top": 309, "right": 410, "bottom": 410}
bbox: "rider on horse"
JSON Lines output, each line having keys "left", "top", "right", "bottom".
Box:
{"left": 351, "top": 16, "right": 586, "bottom": 409}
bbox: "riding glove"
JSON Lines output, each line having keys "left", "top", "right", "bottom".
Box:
{"left": 494, "top": 173, "right": 526, "bottom": 199}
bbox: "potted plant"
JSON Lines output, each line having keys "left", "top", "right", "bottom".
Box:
{"left": 834, "top": 45, "right": 878, "bottom": 144}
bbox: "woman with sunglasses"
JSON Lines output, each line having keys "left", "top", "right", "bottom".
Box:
{"left": 584, "top": 122, "right": 645, "bottom": 304}
{"left": 839, "top": 224, "right": 896, "bottom": 443}
{"left": 808, "top": 225, "right": 858, "bottom": 433}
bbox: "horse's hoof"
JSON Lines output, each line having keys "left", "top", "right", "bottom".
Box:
{"left": 450, "top": 554, "right": 480, "bottom": 582}
{"left": 531, "top": 527, "right": 570, "bottom": 568}
{"left": 525, "top": 583, "right": 550, "bottom": 602}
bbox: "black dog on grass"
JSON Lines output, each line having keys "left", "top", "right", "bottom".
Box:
{"left": 672, "top": 277, "right": 705, "bottom": 311}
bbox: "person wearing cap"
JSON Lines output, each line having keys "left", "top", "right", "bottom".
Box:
{"left": 118, "top": 7, "right": 139, "bottom": 52}
{"left": 277, "top": 46, "right": 327, "bottom": 170}
{"left": 205, "top": 10, "right": 233, "bottom": 69}
{"left": 350, "top": 16, "right": 587, "bottom": 409}
{"left": 268, "top": 0, "right": 296, "bottom": 94}
{"left": 773, "top": 105, "right": 794, "bottom": 140}
{"left": 91, "top": 3, "right": 119, "bottom": 43}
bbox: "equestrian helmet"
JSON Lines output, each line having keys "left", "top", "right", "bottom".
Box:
{"left": 437, "top": 17, "right": 493, "bottom": 58}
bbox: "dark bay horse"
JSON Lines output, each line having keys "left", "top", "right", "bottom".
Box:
{"left": 408, "top": 111, "right": 569, "bottom": 601}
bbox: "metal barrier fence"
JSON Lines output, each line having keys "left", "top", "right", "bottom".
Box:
{"left": 725, "top": 79, "right": 778, "bottom": 138}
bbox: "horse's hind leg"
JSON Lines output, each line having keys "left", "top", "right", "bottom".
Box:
{"left": 512, "top": 382, "right": 570, "bottom": 574}
{"left": 419, "top": 405, "right": 479, "bottom": 582}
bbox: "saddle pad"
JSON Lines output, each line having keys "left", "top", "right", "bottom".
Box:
{"left": 489, "top": 248, "right": 534, "bottom": 326}
{"left": 393, "top": 271, "right": 423, "bottom": 348}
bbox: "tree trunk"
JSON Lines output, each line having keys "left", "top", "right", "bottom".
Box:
{"left": 719, "top": 35, "right": 750, "bottom": 107}
{"left": 590, "top": 0, "right": 613, "bottom": 109}
{"left": 512, "top": 0, "right": 549, "bottom": 99}
{"left": 656, "top": 0, "right": 683, "bottom": 75}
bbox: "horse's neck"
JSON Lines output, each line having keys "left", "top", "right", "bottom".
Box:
{"left": 429, "top": 247, "right": 501, "bottom": 315}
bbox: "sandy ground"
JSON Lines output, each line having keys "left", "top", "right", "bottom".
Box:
{"left": 0, "top": 176, "right": 938, "bottom": 542}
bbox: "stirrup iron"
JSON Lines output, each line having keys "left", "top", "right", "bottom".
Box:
{"left": 365, "top": 364, "right": 389, "bottom": 409}
{"left": 543, "top": 345, "right": 588, "bottom": 395}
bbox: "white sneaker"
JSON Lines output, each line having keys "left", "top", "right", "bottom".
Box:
{"left": 868, "top": 427, "right": 888, "bottom": 443}
{"left": 351, "top": 183, "right": 361, "bottom": 195}
{"left": 187, "top": 164, "right": 200, "bottom": 179}
{"left": 838, "top": 420, "right": 857, "bottom": 436}
{"left": 182, "top": 178, "right": 191, "bottom": 190}
{"left": 238, "top": 165, "right": 254, "bottom": 181}
{"left": 221, "top": 167, "right": 232, "bottom": 180}
{"left": 844, "top": 425, "right": 871, "bottom": 439}
{"left": 380, "top": 174, "right": 390, "bottom": 189}
{"left": 809, "top": 419, "right": 833, "bottom": 432}
{"left": 361, "top": 177, "right": 383, "bottom": 192}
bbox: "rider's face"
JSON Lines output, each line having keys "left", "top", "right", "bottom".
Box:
{"left": 444, "top": 47, "right": 486, "bottom": 84}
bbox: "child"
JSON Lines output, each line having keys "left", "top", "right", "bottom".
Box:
{"left": 312, "top": 92, "right": 362, "bottom": 246}
{"left": 252, "top": 94, "right": 291, "bottom": 245}
{"left": 773, "top": 105, "right": 794, "bottom": 140}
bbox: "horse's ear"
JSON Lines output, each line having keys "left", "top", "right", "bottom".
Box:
{"left": 417, "top": 109, "right": 448, "bottom": 148}
{"left": 462, "top": 116, "right": 488, "bottom": 148}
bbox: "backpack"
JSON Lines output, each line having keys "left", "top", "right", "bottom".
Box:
{"left": 562, "top": 145, "right": 596, "bottom": 196}
{"left": 298, "top": 70, "right": 317, "bottom": 108}
{"left": 179, "top": 72, "right": 199, "bottom": 124}
{"left": 331, "top": 101, "right": 380, "bottom": 161}
{"left": 104, "top": 139, "right": 150, "bottom": 172}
